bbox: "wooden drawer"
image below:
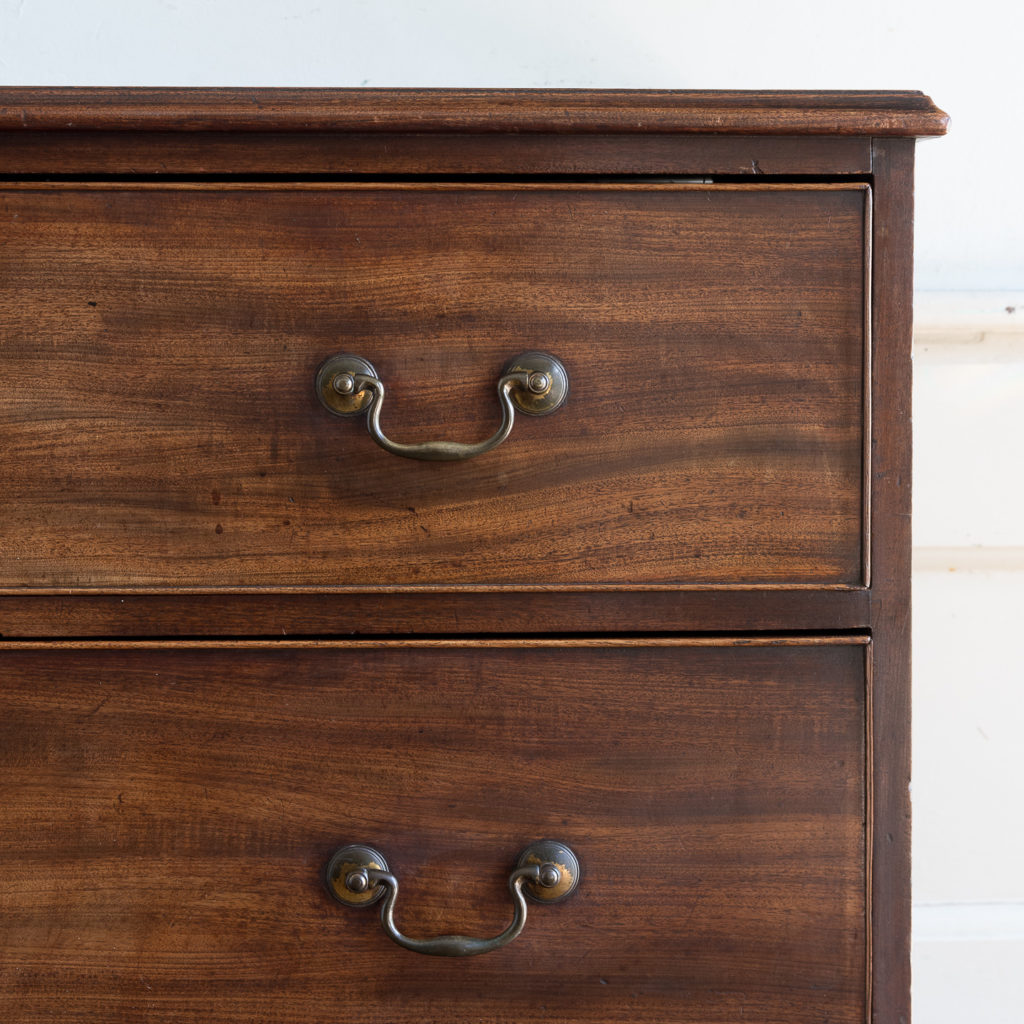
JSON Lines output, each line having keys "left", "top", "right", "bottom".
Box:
{"left": 0, "top": 638, "right": 867, "bottom": 1024}
{"left": 0, "top": 182, "right": 868, "bottom": 591}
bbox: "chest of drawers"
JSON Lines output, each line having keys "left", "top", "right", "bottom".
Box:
{"left": 0, "top": 88, "right": 946, "bottom": 1023}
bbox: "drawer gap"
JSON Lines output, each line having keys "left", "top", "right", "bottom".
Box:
{"left": 0, "top": 171, "right": 870, "bottom": 184}
{"left": 0, "top": 630, "right": 873, "bottom": 647}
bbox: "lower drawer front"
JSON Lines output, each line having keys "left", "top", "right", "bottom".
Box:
{"left": 0, "top": 640, "right": 867, "bottom": 1023}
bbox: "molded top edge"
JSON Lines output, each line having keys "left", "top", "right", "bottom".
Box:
{"left": 0, "top": 88, "right": 949, "bottom": 136}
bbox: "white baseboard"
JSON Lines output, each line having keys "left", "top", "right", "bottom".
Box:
{"left": 912, "top": 298, "right": 1024, "bottom": 549}
{"left": 915, "top": 291, "right": 1024, "bottom": 346}
{"left": 914, "top": 547, "right": 1024, "bottom": 572}
{"left": 915, "top": 902, "right": 1024, "bottom": 943}
{"left": 914, "top": 940, "right": 1024, "bottom": 1024}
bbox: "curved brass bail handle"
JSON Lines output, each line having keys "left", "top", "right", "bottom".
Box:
{"left": 314, "top": 351, "right": 569, "bottom": 462}
{"left": 367, "top": 863, "right": 536, "bottom": 957}
{"left": 325, "top": 841, "right": 580, "bottom": 958}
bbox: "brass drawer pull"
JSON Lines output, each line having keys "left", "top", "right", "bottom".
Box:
{"left": 324, "top": 840, "right": 580, "bottom": 957}
{"left": 314, "top": 351, "right": 568, "bottom": 461}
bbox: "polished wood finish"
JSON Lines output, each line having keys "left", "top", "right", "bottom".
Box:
{"left": 0, "top": 639, "right": 867, "bottom": 1024}
{"left": 867, "top": 138, "right": 915, "bottom": 1024}
{"left": 0, "top": 88, "right": 949, "bottom": 136}
{"left": 0, "top": 183, "right": 867, "bottom": 591}
{"left": 0, "top": 90, "right": 932, "bottom": 1023}
{"left": 0, "top": 588, "right": 874, "bottom": 637}
{"left": 0, "top": 131, "right": 875, "bottom": 177}
{"left": 0, "top": 89, "right": 944, "bottom": 179}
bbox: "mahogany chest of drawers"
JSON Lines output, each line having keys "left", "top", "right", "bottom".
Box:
{"left": 0, "top": 89, "right": 947, "bottom": 1023}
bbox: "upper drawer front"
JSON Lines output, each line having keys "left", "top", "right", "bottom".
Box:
{"left": 0, "top": 183, "right": 867, "bottom": 590}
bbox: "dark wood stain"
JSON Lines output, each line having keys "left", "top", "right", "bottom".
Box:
{"left": 0, "top": 87, "right": 950, "bottom": 136}
{"left": 0, "top": 640, "right": 866, "bottom": 1024}
{"left": 0, "top": 89, "right": 934, "bottom": 1024}
{"left": 0, "top": 588, "right": 873, "bottom": 637}
{"left": 866, "top": 138, "right": 915, "bottom": 1024}
{"left": 0, "top": 183, "right": 866, "bottom": 590}
{"left": 0, "top": 131, "right": 875, "bottom": 177}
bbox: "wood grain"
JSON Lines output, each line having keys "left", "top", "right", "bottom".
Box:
{"left": 0, "top": 89, "right": 930, "bottom": 1024}
{"left": 0, "top": 183, "right": 867, "bottom": 590}
{"left": 0, "top": 588, "right": 873, "bottom": 637}
{"left": 0, "top": 88, "right": 949, "bottom": 136}
{"left": 867, "top": 139, "right": 915, "bottom": 1024}
{"left": 0, "top": 131, "right": 874, "bottom": 177}
{"left": 0, "top": 639, "right": 867, "bottom": 1024}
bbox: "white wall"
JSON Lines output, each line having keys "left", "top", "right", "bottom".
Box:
{"left": 2, "top": 0, "right": 1022, "bottom": 291}
{"left": 3, "top": 1, "right": 1022, "bottom": 1018}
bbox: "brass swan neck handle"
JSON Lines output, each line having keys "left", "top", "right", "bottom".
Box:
{"left": 325, "top": 841, "right": 580, "bottom": 957}
{"left": 315, "top": 351, "right": 568, "bottom": 462}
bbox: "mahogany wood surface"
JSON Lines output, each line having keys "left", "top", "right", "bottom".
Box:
{"left": 0, "top": 639, "right": 867, "bottom": 1024}
{"left": 0, "top": 89, "right": 929, "bottom": 1023}
{"left": 0, "top": 588, "right": 873, "bottom": 637}
{"left": 0, "top": 88, "right": 949, "bottom": 136}
{"left": 0, "top": 131, "right": 874, "bottom": 177}
{"left": 866, "top": 139, "right": 915, "bottom": 1024}
{"left": 0, "top": 182, "right": 867, "bottom": 591}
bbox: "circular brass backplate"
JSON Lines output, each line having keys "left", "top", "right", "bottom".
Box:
{"left": 503, "top": 352, "right": 569, "bottom": 417}
{"left": 315, "top": 355, "right": 378, "bottom": 416}
{"left": 324, "top": 844, "right": 389, "bottom": 907}
{"left": 517, "top": 840, "right": 581, "bottom": 904}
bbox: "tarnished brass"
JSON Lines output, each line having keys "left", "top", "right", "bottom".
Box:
{"left": 515, "top": 839, "right": 580, "bottom": 903}
{"left": 324, "top": 840, "right": 580, "bottom": 957}
{"left": 324, "top": 844, "right": 390, "bottom": 907}
{"left": 315, "top": 355, "right": 377, "bottom": 416}
{"left": 314, "top": 351, "right": 568, "bottom": 461}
